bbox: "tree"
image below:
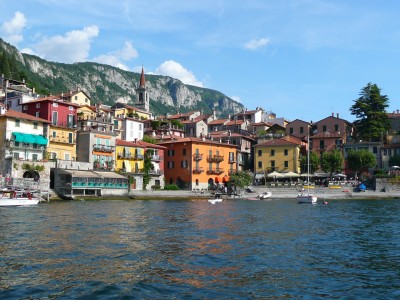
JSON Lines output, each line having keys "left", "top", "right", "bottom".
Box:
{"left": 229, "top": 171, "right": 253, "bottom": 192}
{"left": 346, "top": 149, "right": 376, "bottom": 180}
{"left": 142, "top": 149, "right": 154, "bottom": 190}
{"left": 300, "top": 151, "right": 320, "bottom": 174}
{"left": 320, "top": 149, "right": 344, "bottom": 179}
{"left": 350, "top": 83, "right": 390, "bottom": 142}
{"left": 142, "top": 135, "right": 157, "bottom": 144}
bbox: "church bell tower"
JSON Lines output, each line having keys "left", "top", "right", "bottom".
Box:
{"left": 135, "top": 66, "right": 149, "bottom": 112}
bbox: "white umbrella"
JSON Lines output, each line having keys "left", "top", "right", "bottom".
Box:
{"left": 333, "top": 173, "right": 346, "bottom": 178}
{"left": 267, "top": 171, "right": 284, "bottom": 178}
{"left": 283, "top": 171, "right": 300, "bottom": 178}
{"left": 301, "top": 173, "right": 314, "bottom": 177}
{"left": 390, "top": 166, "right": 400, "bottom": 169}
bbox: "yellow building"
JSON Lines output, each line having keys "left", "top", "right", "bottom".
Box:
{"left": 254, "top": 138, "right": 301, "bottom": 175}
{"left": 60, "top": 89, "right": 91, "bottom": 106}
{"left": 115, "top": 139, "right": 146, "bottom": 190}
{"left": 48, "top": 126, "right": 77, "bottom": 160}
{"left": 112, "top": 103, "right": 152, "bottom": 120}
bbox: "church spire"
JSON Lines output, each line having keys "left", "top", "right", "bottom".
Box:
{"left": 139, "top": 66, "right": 145, "bottom": 88}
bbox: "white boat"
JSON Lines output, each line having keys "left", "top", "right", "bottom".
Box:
{"left": 257, "top": 191, "right": 272, "bottom": 199}
{"left": 208, "top": 198, "right": 223, "bottom": 204}
{"left": 297, "top": 135, "right": 317, "bottom": 204}
{"left": 0, "top": 189, "right": 41, "bottom": 206}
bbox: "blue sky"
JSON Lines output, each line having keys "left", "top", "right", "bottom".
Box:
{"left": 1, "top": 0, "right": 399, "bottom": 122}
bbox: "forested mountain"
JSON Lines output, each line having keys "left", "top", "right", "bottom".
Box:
{"left": 0, "top": 38, "right": 244, "bottom": 116}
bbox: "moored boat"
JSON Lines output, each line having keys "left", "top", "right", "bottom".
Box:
{"left": 0, "top": 189, "right": 41, "bottom": 206}
{"left": 257, "top": 191, "right": 272, "bottom": 199}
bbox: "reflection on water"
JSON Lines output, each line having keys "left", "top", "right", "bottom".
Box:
{"left": 1, "top": 199, "right": 400, "bottom": 298}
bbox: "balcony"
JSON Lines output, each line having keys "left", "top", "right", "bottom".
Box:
{"left": 151, "top": 155, "right": 162, "bottom": 161}
{"left": 207, "top": 168, "right": 224, "bottom": 175}
{"left": 207, "top": 155, "right": 224, "bottom": 163}
{"left": 134, "top": 154, "right": 144, "bottom": 160}
{"left": 193, "top": 153, "right": 203, "bottom": 161}
{"left": 93, "top": 161, "right": 114, "bottom": 171}
{"left": 193, "top": 167, "right": 204, "bottom": 174}
{"left": 49, "top": 136, "right": 76, "bottom": 144}
{"left": 51, "top": 121, "right": 77, "bottom": 129}
{"left": 149, "top": 169, "right": 164, "bottom": 176}
{"left": 93, "top": 144, "right": 115, "bottom": 153}
{"left": 117, "top": 152, "right": 133, "bottom": 159}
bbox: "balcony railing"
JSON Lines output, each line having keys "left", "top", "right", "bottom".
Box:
{"left": 149, "top": 169, "right": 164, "bottom": 176}
{"left": 207, "top": 155, "right": 224, "bottom": 163}
{"left": 134, "top": 154, "right": 144, "bottom": 160}
{"left": 93, "top": 144, "right": 115, "bottom": 153}
{"left": 93, "top": 161, "right": 115, "bottom": 171}
{"left": 49, "top": 136, "right": 75, "bottom": 144}
{"left": 193, "top": 153, "right": 203, "bottom": 161}
{"left": 193, "top": 167, "right": 204, "bottom": 174}
{"left": 151, "top": 155, "right": 162, "bottom": 161}
{"left": 117, "top": 152, "right": 133, "bottom": 159}
{"left": 207, "top": 168, "right": 224, "bottom": 175}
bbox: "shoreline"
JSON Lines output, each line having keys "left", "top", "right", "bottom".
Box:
{"left": 48, "top": 187, "right": 400, "bottom": 201}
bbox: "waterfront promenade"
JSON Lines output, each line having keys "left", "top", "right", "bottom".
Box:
{"left": 131, "top": 185, "right": 400, "bottom": 200}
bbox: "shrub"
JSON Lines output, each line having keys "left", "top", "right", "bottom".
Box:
{"left": 164, "top": 184, "right": 179, "bottom": 190}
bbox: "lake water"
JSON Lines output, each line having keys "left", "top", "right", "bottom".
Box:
{"left": 1, "top": 199, "right": 400, "bottom": 299}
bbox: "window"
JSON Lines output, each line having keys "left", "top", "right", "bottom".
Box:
{"left": 373, "top": 147, "right": 377, "bottom": 154}
{"left": 168, "top": 149, "right": 175, "bottom": 156}
{"left": 335, "top": 124, "right": 339, "bottom": 131}
{"left": 65, "top": 153, "right": 71, "bottom": 160}
{"left": 270, "top": 149, "right": 275, "bottom": 156}
{"left": 181, "top": 160, "right": 188, "bottom": 168}
{"left": 15, "top": 119, "right": 20, "bottom": 127}
{"left": 52, "top": 131, "right": 57, "bottom": 138}
{"left": 75, "top": 96, "right": 78, "bottom": 100}
{"left": 69, "top": 106, "right": 73, "bottom": 111}
{"left": 68, "top": 132, "right": 73, "bottom": 144}
{"left": 258, "top": 149, "right": 262, "bottom": 156}
{"left": 168, "top": 161, "right": 175, "bottom": 168}
{"left": 290, "top": 128, "right": 293, "bottom": 134}
{"left": 23, "top": 105, "right": 28, "bottom": 111}
{"left": 300, "top": 127, "right": 304, "bottom": 134}
{"left": 196, "top": 179, "right": 199, "bottom": 186}
{"left": 284, "top": 161, "right": 288, "bottom": 168}
{"left": 323, "top": 125, "right": 327, "bottom": 132}
{"left": 52, "top": 111, "right": 58, "bottom": 126}
{"left": 258, "top": 161, "right": 262, "bottom": 168}
{"left": 36, "top": 103, "right": 40, "bottom": 108}
{"left": 183, "top": 148, "right": 187, "bottom": 156}
{"left": 13, "top": 152, "right": 20, "bottom": 159}
{"left": 35, "top": 112, "right": 40, "bottom": 118}
{"left": 284, "top": 149, "right": 288, "bottom": 156}
{"left": 270, "top": 160, "right": 275, "bottom": 170}
{"left": 53, "top": 102, "right": 58, "bottom": 107}
{"left": 139, "top": 124, "right": 142, "bottom": 130}
{"left": 320, "top": 140, "right": 325, "bottom": 149}
{"left": 85, "top": 98, "right": 88, "bottom": 103}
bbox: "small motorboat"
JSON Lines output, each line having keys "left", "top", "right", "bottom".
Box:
{"left": 257, "top": 191, "right": 272, "bottom": 199}
{"left": 208, "top": 198, "right": 223, "bottom": 204}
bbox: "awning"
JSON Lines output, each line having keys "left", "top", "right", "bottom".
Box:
{"left": 13, "top": 132, "right": 24, "bottom": 142}
{"left": 12, "top": 132, "right": 48, "bottom": 145}
{"left": 35, "top": 135, "right": 48, "bottom": 145}
{"left": 95, "top": 171, "right": 127, "bottom": 179}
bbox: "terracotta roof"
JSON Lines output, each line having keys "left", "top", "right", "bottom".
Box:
{"left": 208, "top": 119, "right": 229, "bottom": 125}
{"left": 387, "top": 112, "right": 400, "bottom": 119}
{"left": 281, "top": 135, "right": 303, "bottom": 145}
{"left": 251, "top": 121, "right": 273, "bottom": 127}
{"left": 116, "top": 139, "right": 167, "bottom": 149}
{"left": 1, "top": 109, "right": 51, "bottom": 123}
{"left": 139, "top": 66, "right": 146, "bottom": 88}
{"left": 158, "top": 137, "right": 238, "bottom": 148}
{"left": 235, "top": 109, "right": 258, "bottom": 116}
{"left": 24, "top": 96, "right": 81, "bottom": 107}
{"left": 286, "top": 119, "right": 311, "bottom": 125}
{"left": 256, "top": 138, "right": 299, "bottom": 147}
{"left": 226, "top": 120, "right": 245, "bottom": 126}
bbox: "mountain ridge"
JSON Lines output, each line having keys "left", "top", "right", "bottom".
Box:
{"left": 0, "top": 38, "right": 244, "bottom": 117}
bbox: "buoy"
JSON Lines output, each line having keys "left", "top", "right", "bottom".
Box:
{"left": 323, "top": 201, "right": 328, "bottom": 205}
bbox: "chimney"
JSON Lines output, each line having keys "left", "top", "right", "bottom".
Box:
{"left": 336, "top": 113, "right": 339, "bottom": 118}
{"left": 332, "top": 112, "right": 334, "bottom": 117}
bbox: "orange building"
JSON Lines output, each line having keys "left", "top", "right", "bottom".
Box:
{"left": 159, "top": 137, "right": 238, "bottom": 190}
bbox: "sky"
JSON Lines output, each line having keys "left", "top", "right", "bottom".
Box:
{"left": 1, "top": 0, "right": 400, "bottom": 122}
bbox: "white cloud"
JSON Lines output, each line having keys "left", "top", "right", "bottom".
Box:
{"left": 92, "top": 41, "right": 138, "bottom": 70}
{"left": 155, "top": 60, "right": 203, "bottom": 87}
{"left": 1, "top": 11, "right": 27, "bottom": 44}
{"left": 33, "top": 26, "right": 99, "bottom": 63}
{"left": 244, "top": 38, "right": 269, "bottom": 50}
